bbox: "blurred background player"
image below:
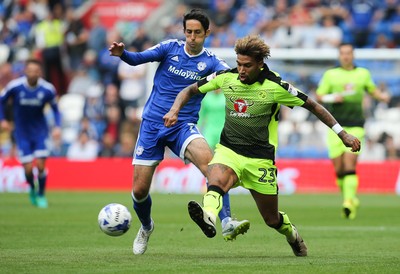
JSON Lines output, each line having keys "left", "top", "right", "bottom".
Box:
{"left": 197, "top": 88, "right": 225, "bottom": 150}
{"left": 0, "top": 59, "right": 61, "bottom": 208}
{"left": 316, "top": 43, "right": 391, "bottom": 219}
{"left": 109, "top": 9, "right": 250, "bottom": 255}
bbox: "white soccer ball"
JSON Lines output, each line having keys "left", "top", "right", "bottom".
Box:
{"left": 98, "top": 203, "right": 132, "bottom": 236}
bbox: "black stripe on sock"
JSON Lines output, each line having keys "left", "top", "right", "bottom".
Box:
{"left": 343, "top": 170, "right": 356, "bottom": 176}
{"left": 207, "top": 185, "right": 225, "bottom": 196}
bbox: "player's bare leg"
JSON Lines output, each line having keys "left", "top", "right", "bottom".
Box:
{"left": 132, "top": 165, "right": 156, "bottom": 255}
{"left": 250, "top": 190, "right": 307, "bottom": 256}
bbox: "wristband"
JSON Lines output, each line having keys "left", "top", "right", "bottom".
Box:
{"left": 321, "top": 94, "right": 337, "bottom": 103}
{"left": 332, "top": 123, "right": 343, "bottom": 134}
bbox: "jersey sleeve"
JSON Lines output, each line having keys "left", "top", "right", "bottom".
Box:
{"left": 364, "top": 69, "right": 376, "bottom": 94}
{"left": 51, "top": 98, "right": 61, "bottom": 127}
{"left": 274, "top": 81, "right": 308, "bottom": 107}
{"left": 315, "top": 71, "right": 331, "bottom": 95}
{"left": 197, "top": 71, "right": 226, "bottom": 94}
{"left": 42, "top": 80, "right": 62, "bottom": 127}
{"left": 214, "top": 57, "right": 230, "bottom": 71}
{"left": 120, "top": 41, "right": 169, "bottom": 65}
{"left": 0, "top": 84, "right": 13, "bottom": 121}
{"left": 0, "top": 92, "right": 4, "bottom": 121}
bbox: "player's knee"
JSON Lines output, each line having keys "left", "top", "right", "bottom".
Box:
{"left": 132, "top": 186, "right": 149, "bottom": 201}
{"left": 193, "top": 156, "right": 212, "bottom": 177}
{"left": 132, "top": 190, "right": 148, "bottom": 201}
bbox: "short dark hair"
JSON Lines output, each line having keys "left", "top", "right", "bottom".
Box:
{"left": 339, "top": 43, "right": 354, "bottom": 50}
{"left": 25, "top": 58, "right": 42, "bottom": 67}
{"left": 183, "top": 9, "right": 210, "bottom": 32}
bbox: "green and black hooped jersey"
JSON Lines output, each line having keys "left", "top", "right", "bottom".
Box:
{"left": 316, "top": 66, "right": 376, "bottom": 127}
{"left": 197, "top": 64, "right": 308, "bottom": 160}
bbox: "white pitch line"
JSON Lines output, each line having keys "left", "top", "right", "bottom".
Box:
{"left": 301, "top": 226, "right": 400, "bottom": 232}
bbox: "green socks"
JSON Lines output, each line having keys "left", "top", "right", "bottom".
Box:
{"left": 202, "top": 190, "right": 223, "bottom": 217}
{"left": 343, "top": 174, "right": 358, "bottom": 202}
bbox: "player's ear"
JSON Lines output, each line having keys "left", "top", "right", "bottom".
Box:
{"left": 258, "top": 60, "right": 264, "bottom": 70}
{"left": 205, "top": 29, "right": 210, "bottom": 38}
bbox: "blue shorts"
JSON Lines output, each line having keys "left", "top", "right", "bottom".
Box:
{"left": 15, "top": 133, "right": 49, "bottom": 164}
{"left": 133, "top": 119, "right": 204, "bottom": 166}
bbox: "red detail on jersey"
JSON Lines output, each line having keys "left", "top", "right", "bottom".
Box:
{"left": 234, "top": 99, "right": 251, "bottom": 113}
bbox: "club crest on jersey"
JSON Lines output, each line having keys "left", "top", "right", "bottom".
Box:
{"left": 136, "top": 146, "right": 144, "bottom": 156}
{"left": 197, "top": 62, "right": 206, "bottom": 71}
{"left": 229, "top": 97, "right": 253, "bottom": 117}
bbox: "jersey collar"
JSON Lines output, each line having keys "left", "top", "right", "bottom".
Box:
{"left": 184, "top": 44, "right": 205, "bottom": 57}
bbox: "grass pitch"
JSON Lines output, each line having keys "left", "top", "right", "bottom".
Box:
{"left": 0, "top": 192, "right": 399, "bottom": 273}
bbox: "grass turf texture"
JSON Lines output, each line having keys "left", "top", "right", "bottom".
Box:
{"left": 0, "top": 192, "right": 399, "bottom": 274}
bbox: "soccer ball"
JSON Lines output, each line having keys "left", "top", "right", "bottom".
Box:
{"left": 98, "top": 203, "right": 132, "bottom": 236}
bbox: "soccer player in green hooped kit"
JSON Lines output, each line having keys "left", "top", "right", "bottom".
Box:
{"left": 316, "top": 43, "right": 391, "bottom": 219}
{"left": 164, "top": 35, "right": 361, "bottom": 256}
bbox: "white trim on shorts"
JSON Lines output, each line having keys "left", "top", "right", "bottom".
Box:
{"left": 35, "top": 149, "right": 49, "bottom": 159}
{"left": 132, "top": 158, "right": 161, "bottom": 166}
{"left": 180, "top": 134, "right": 204, "bottom": 164}
{"left": 19, "top": 149, "right": 49, "bottom": 164}
{"left": 19, "top": 154, "right": 35, "bottom": 164}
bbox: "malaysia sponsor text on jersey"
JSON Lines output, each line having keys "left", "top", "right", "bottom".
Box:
{"left": 168, "top": 65, "right": 202, "bottom": 80}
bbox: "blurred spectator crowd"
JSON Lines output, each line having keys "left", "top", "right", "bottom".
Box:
{"left": 0, "top": 0, "right": 399, "bottom": 161}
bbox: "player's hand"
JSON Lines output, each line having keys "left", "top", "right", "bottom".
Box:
{"left": 381, "top": 92, "right": 391, "bottom": 104}
{"left": 108, "top": 42, "right": 125, "bottom": 57}
{"left": 333, "top": 94, "right": 344, "bottom": 103}
{"left": 163, "top": 111, "right": 178, "bottom": 127}
{"left": 0, "top": 120, "right": 11, "bottom": 132}
{"left": 339, "top": 131, "right": 361, "bottom": 152}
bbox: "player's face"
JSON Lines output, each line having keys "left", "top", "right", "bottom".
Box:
{"left": 339, "top": 44, "right": 354, "bottom": 68}
{"left": 184, "top": 19, "right": 210, "bottom": 55}
{"left": 236, "top": 54, "right": 264, "bottom": 84}
{"left": 25, "top": 62, "right": 42, "bottom": 86}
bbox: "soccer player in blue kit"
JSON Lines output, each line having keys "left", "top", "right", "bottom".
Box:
{"left": 0, "top": 59, "right": 61, "bottom": 208}
{"left": 109, "top": 9, "right": 250, "bottom": 255}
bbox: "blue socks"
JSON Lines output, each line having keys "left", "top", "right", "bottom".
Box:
{"left": 132, "top": 193, "right": 152, "bottom": 230}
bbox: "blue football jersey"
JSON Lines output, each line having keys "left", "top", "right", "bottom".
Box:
{"left": 120, "top": 39, "right": 229, "bottom": 123}
{"left": 0, "top": 76, "right": 61, "bottom": 141}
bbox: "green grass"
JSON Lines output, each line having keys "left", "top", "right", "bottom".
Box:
{"left": 0, "top": 192, "right": 399, "bottom": 274}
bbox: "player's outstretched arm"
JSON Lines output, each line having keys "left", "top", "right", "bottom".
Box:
{"left": 163, "top": 83, "right": 200, "bottom": 127}
{"left": 371, "top": 88, "right": 391, "bottom": 104}
{"left": 302, "top": 97, "right": 361, "bottom": 152}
